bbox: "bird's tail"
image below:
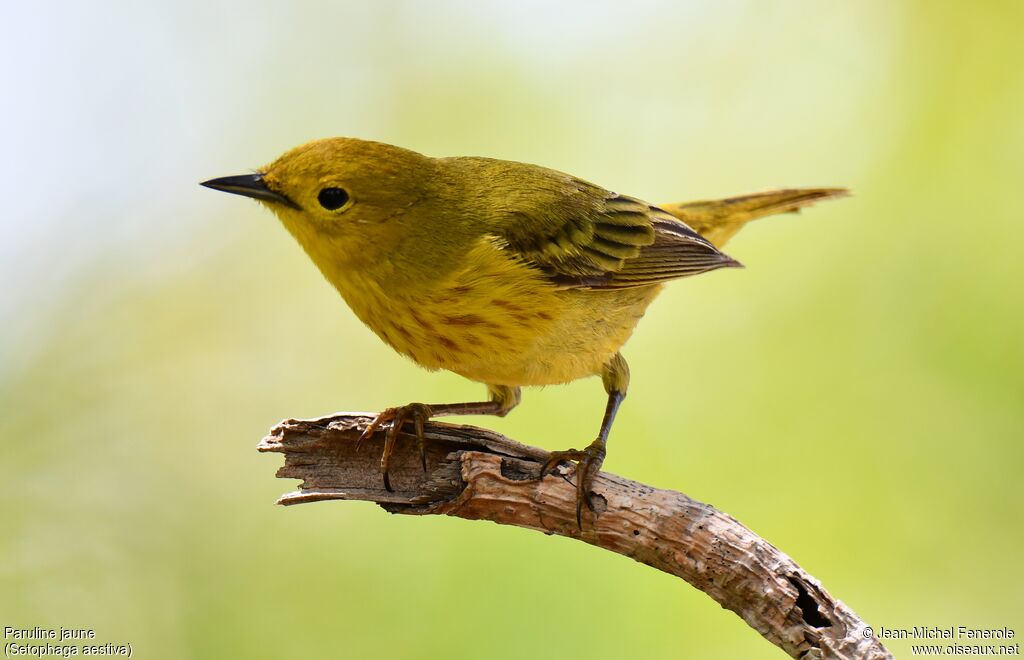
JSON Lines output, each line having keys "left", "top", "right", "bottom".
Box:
{"left": 659, "top": 188, "right": 849, "bottom": 249}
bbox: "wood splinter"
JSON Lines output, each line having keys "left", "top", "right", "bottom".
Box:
{"left": 258, "top": 412, "right": 892, "bottom": 660}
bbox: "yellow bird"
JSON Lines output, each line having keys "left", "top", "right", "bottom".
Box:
{"left": 202, "top": 137, "right": 845, "bottom": 525}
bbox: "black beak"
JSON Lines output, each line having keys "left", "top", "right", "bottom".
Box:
{"left": 199, "top": 173, "right": 300, "bottom": 209}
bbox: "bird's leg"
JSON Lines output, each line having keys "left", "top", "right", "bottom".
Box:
{"left": 358, "top": 385, "right": 521, "bottom": 491}
{"left": 541, "top": 353, "right": 630, "bottom": 528}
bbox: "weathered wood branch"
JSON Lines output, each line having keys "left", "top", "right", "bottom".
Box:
{"left": 258, "top": 412, "right": 891, "bottom": 660}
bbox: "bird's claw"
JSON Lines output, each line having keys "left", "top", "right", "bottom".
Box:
{"left": 357, "top": 403, "right": 433, "bottom": 491}
{"left": 540, "top": 439, "right": 607, "bottom": 529}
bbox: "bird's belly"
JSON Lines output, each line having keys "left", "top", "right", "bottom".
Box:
{"left": 333, "top": 247, "right": 661, "bottom": 387}
{"left": 370, "top": 285, "right": 660, "bottom": 386}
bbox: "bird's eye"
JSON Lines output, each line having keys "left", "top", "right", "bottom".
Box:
{"left": 317, "top": 187, "right": 350, "bottom": 211}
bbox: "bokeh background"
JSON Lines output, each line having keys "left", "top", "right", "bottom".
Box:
{"left": 2, "top": 2, "right": 1022, "bottom": 658}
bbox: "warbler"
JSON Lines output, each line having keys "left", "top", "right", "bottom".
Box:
{"left": 202, "top": 137, "right": 845, "bottom": 525}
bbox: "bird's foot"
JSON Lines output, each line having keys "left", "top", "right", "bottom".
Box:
{"left": 540, "top": 439, "right": 607, "bottom": 529}
{"left": 357, "top": 402, "right": 433, "bottom": 491}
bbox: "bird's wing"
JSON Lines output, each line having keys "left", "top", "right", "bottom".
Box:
{"left": 498, "top": 187, "right": 740, "bottom": 290}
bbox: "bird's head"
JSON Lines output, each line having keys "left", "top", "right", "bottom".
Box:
{"left": 201, "top": 137, "right": 437, "bottom": 266}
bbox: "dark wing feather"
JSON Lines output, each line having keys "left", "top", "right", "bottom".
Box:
{"left": 499, "top": 188, "right": 656, "bottom": 277}
{"left": 591, "top": 212, "right": 743, "bottom": 288}
{"left": 499, "top": 185, "right": 740, "bottom": 289}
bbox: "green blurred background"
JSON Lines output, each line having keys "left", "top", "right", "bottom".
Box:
{"left": 2, "top": 2, "right": 1021, "bottom": 658}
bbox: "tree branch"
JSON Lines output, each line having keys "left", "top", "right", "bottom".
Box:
{"left": 258, "top": 412, "right": 891, "bottom": 660}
